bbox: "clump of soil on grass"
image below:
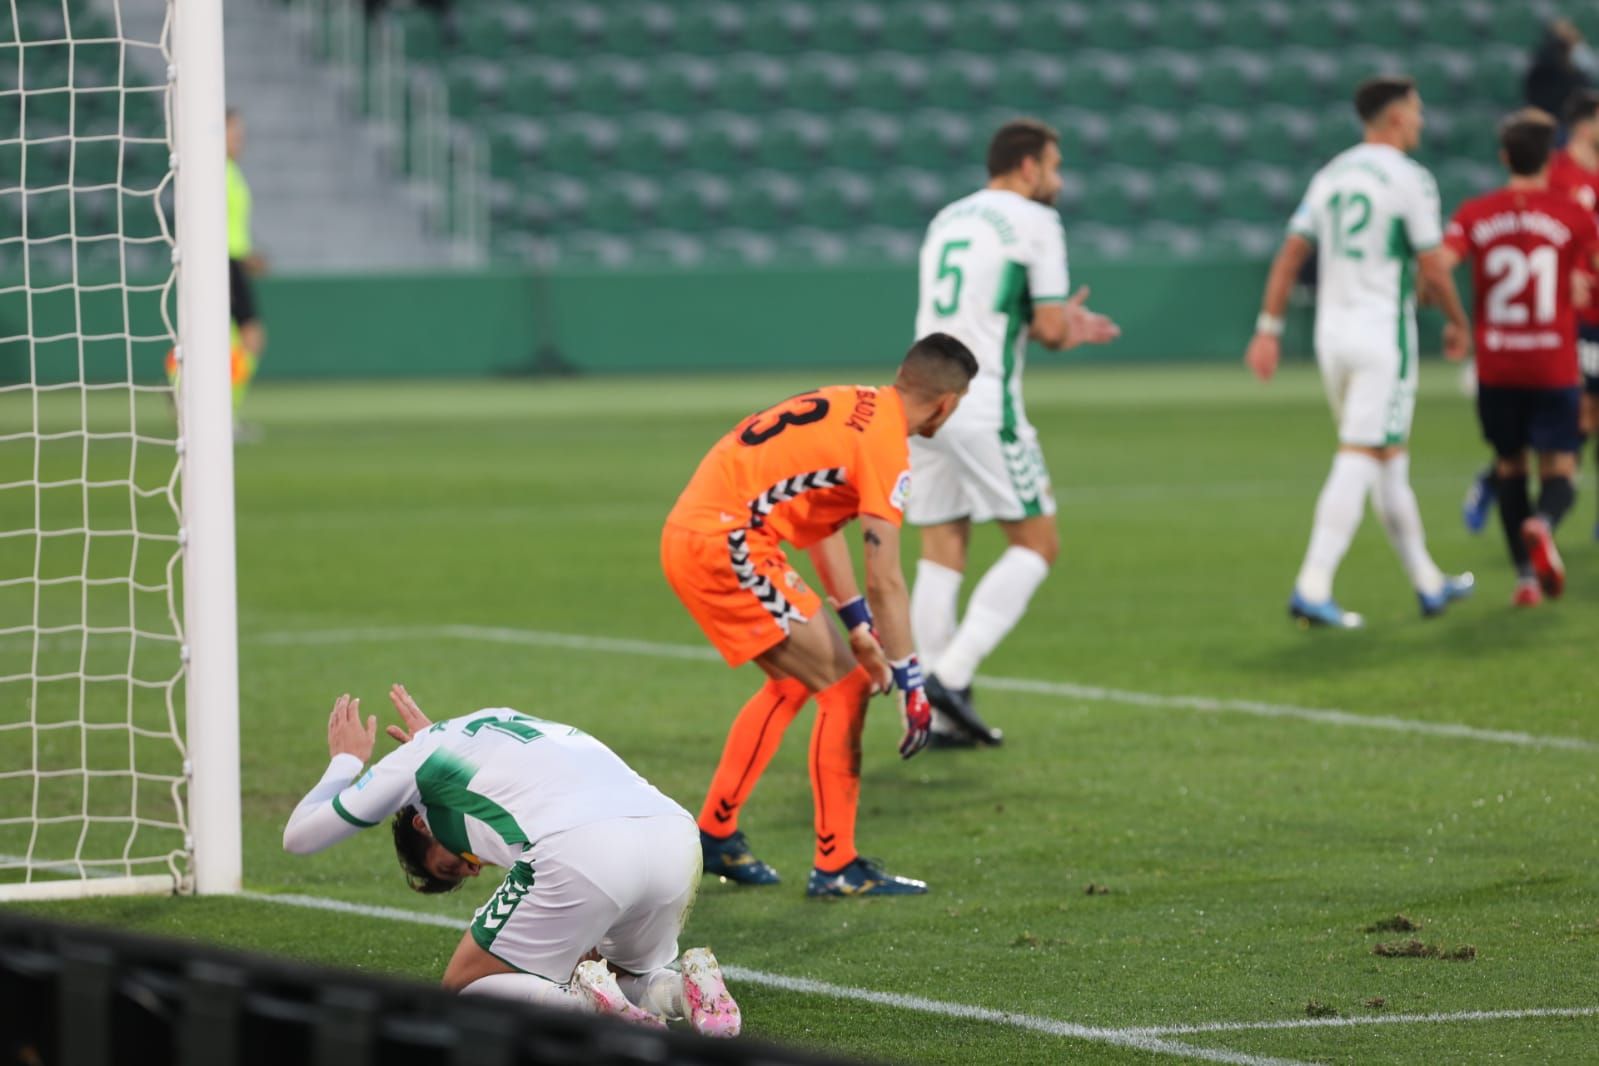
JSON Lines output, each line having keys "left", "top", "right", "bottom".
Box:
{"left": 1363, "top": 914, "right": 1421, "bottom": 933}
{"left": 1305, "top": 1000, "right": 1339, "bottom": 1018}
{"left": 1084, "top": 883, "right": 1110, "bottom": 896}
{"left": 1364, "top": 997, "right": 1386, "bottom": 1010}
{"left": 1372, "top": 939, "right": 1476, "bottom": 961}
{"left": 1011, "top": 932, "right": 1042, "bottom": 949}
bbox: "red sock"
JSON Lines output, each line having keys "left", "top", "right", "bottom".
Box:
{"left": 809, "top": 667, "right": 871, "bottom": 871}
{"left": 698, "top": 677, "right": 811, "bottom": 837}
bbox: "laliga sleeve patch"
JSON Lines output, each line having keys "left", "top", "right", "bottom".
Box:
{"left": 353, "top": 769, "right": 375, "bottom": 791}
{"left": 890, "top": 470, "right": 912, "bottom": 511}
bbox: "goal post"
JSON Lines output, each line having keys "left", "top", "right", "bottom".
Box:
{"left": 0, "top": 0, "right": 239, "bottom": 900}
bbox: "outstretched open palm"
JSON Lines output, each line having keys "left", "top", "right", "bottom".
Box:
{"left": 386, "top": 683, "right": 433, "bottom": 744}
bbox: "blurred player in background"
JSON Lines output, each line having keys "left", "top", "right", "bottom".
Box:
{"left": 283, "top": 687, "right": 740, "bottom": 1036}
{"left": 663, "top": 335, "right": 976, "bottom": 896}
{"left": 1442, "top": 109, "right": 1599, "bottom": 605}
{"left": 906, "top": 119, "right": 1120, "bottom": 748}
{"left": 1247, "top": 76, "right": 1475, "bottom": 628}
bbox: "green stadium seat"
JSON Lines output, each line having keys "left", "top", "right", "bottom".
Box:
{"left": 1054, "top": 172, "right": 1085, "bottom": 219}
{"left": 26, "top": 190, "right": 72, "bottom": 240}
{"left": 726, "top": 170, "right": 805, "bottom": 230}
{"left": 1410, "top": 47, "right": 1476, "bottom": 105}
{"left": 1060, "top": 51, "right": 1131, "bottom": 110}
{"left": 1436, "top": 158, "right": 1499, "bottom": 210}
{"left": 460, "top": 7, "right": 529, "bottom": 59}
{"left": 630, "top": 231, "right": 709, "bottom": 269}
{"left": 949, "top": 3, "right": 1024, "bottom": 54}
{"left": 576, "top": 57, "right": 650, "bottom": 116}
{"left": 121, "top": 190, "right": 165, "bottom": 240}
{"left": 1154, "top": 166, "right": 1225, "bottom": 225}
{"left": 544, "top": 115, "right": 621, "bottom": 175}
{"left": 1133, "top": 49, "right": 1203, "bottom": 109}
{"left": 656, "top": 172, "right": 733, "bottom": 232}
{"left": 1483, "top": 3, "right": 1545, "bottom": 50}
{"left": 1085, "top": 1, "right": 1159, "bottom": 50}
{"left": 832, "top": 110, "right": 902, "bottom": 168}
{"left": 1115, "top": 109, "right": 1180, "bottom": 168}
{"left": 815, "top": 3, "right": 887, "bottom": 54}
{"left": 801, "top": 170, "right": 874, "bottom": 229}
{"left": 1167, "top": 0, "right": 1227, "bottom": 47}
{"left": 745, "top": 2, "right": 817, "bottom": 55}
{"left": 1281, "top": 2, "right": 1358, "bottom": 47}
{"left": 1476, "top": 44, "right": 1529, "bottom": 106}
{"left": 858, "top": 53, "right": 930, "bottom": 112}
{"left": 607, "top": 3, "right": 678, "bottom": 56}
{"left": 1056, "top": 109, "right": 1111, "bottom": 169}
{"left": 992, "top": 53, "right": 1065, "bottom": 114}
{"left": 446, "top": 59, "right": 507, "bottom": 121}
{"left": 689, "top": 112, "right": 762, "bottom": 174}
{"left": 1175, "top": 109, "right": 1250, "bottom": 167}
{"left": 621, "top": 114, "right": 693, "bottom": 175}
{"left": 1202, "top": 49, "right": 1271, "bottom": 108}
{"left": 1252, "top": 108, "right": 1318, "bottom": 167}
{"left": 1312, "top": 111, "right": 1361, "bottom": 158}
{"left": 676, "top": 3, "right": 747, "bottom": 53}
{"left": 714, "top": 54, "right": 789, "bottom": 112}
{"left": 778, "top": 227, "right": 851, "bottom": 264}
{"left": 1209, "top": 221, "right": 1283, "bottom": 260}
{"left": 1264, "top": 49, "right": 1341, "bottom": 109}
{"left": 926, "top": 53, "right": 997, "bottom": 110}
{"left": 1079, "top": 166, "right": 1154, "bottom": 227}
{"left": 872, "top": 169, "right": 944, "bottom": 230}
{"left": 650, "top": 56, "right": 719, "bottom": 114}
{"left": 541, "top": 4, "right": 607, "bottom": 56}
{"left": 72, "top": 187, "right": 119, "bottom": 239}
{"left": 485, "top": 116, "right": 547, "bottom": 179}
{"left": 1428, "top": 0, "right": 1492, "bottom": 47}
{"left": 1444, "top": 105, "right": 1501, "bottom": 162}
{"left": 1225, "top": 1, "right": 1292, "bottom": 49}
{"left": 757, "top": 111, "right": 832, "bottom": 170}
{"left": 854, "top": 227, "right": 921, "bottom": 263}
{"left": 1228, "top": 166, "right": 1298, "bottom": 224}
{"left": 560, "top": 232, "right": 635, "bottom": 269}
{"left": 1016, "top": 3, "right": 1090, "bottom": 53}
{"left": 392, "top": 9, "right": 442, "bottom": 64}
{"left": 506, "top": 61, "right": 579, "bottom": 117}
{"left": 901, "top": 110, "right": 975, "bottom": 169}
{"left": 1071, "top": 222, "right": 1135, "bottom": 260}
{"left": 789, "top": 53, "right": 859, "bottom": 110}
{"left": 590, "top": 174, "right": 664, "bottom": 232}
{"left": 881, "top": 2, "right": 955, "bottom": 54}
{"left": 72, "top": 140, "right": 121, "bottom": 189}
{"left": 1135, "top": 222, "right": 1208, "bottom": 260}
{"left": 708, "top": 229, "right": 780, "bottom": 266}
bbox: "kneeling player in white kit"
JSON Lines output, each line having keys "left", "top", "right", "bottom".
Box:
{"left": 282, "top": 686, "right": 739, "bottom": 1036}
{"left": 1246, "top": 75, "right": 1475, "bottom": 627}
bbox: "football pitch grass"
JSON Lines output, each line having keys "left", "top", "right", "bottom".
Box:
{"left": 7, "top": 361, "right": 1599, "bottom": 1063}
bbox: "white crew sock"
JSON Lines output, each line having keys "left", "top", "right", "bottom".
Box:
{"left": 461, "top": 972, "right": 584, "bottom": 1010}
{"left": 928, "top": 546, "right": 1051, "bottom": 690}
{"left": 1370, "top": 452, "right": 1445, "bottom": 596}
{"left": 617, "top": 968, "right": 687, "bottom": 1020}
{"left": 1294, "top": 451, "right": 1379, "bottom": 603}
{"left": 910, "top": 558, "right": 964, "bottom": 670}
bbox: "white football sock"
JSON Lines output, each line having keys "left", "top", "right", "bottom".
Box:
{"left": 1294, "top": 451, "right": 1379, "bottom": 603}
{"left": 928, "top": 546, "right": 1051, "bottom": 690}
{"left": 617, "top": 968, "right": 687, "bottom": 1020}
{"left": 461, "top": 972, "right": 584, "bottom": 1010}
{"left": 910, "top": 558, "right": 963, "bottom": 670}
{"left": 1370, "top": 452, "right": 1445, "bottom": 596}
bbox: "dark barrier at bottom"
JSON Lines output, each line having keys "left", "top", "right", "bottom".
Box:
{"left": 0, "top": 910, "right": 868, "bottom": 1066}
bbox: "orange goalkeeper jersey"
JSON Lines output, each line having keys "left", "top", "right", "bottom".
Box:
{"left": 666, "top": 384, "right": 911, "bottom": 548}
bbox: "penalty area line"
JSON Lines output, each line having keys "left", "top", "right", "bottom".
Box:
{"left": 251, "top": 623, "right": 1599, "bottom": 754}
{"left": 238, "top": 889, "right": 1304, "bottom": 1066}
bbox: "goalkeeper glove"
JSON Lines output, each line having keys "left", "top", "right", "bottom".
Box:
{"left": 891, "top": 655, "right": 931, "bottom": 760}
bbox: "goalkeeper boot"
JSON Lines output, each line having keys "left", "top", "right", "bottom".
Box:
{"left": 806, "top": 856, "right": 928, "bottom": 898}
{"left": 700, "top": 829, "right": 780, "bottom": 886}
{"left": 1418, "top": 572, "right": 1475, "bottom": 618}
{"left": 680, "top": 948, "right": 741, "bottom": 1038}
{"left": 1288, "top": 591, "right": 1364, "bottom": 629}
{"left": 924, "top": 674, "right": 1003, "bottom": 746}
{"left": 573, "top": 960, "right": 667, "bottom": 1029}
{"left": 1461, "top": 468, "right": 1495, "bottom": 534}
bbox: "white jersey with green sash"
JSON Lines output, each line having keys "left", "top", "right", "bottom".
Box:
{"left": 295, "top": 709, "right": 686, "bottom": 868}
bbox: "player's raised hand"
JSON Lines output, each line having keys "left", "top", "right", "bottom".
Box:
{"left": 1245, "top": 333, "right": 1281, "bottom": 382}
{"left": 386, "top": 683, "right": 432, "bottom": 745}
{"left": 1063, "top": 287, "right": 1122, "bottom": 348}
{"left": 1442, "top": 320, "right": 1472, "bottom": 362}
{"left": 327, "top": 694, "right": 376, "bottom": 762}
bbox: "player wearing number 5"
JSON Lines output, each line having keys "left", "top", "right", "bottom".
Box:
{"left": 662, "top": 335, "right": 977, "bottom": 896}
{"left": 908, "top": 120, "right": 1120, "bottom": 748}
{"left": 1247, "top": 76, "right": 1474, "bottom": 628}
{"left": 1439, "top": 109, "right": 1599, "bottom": 605}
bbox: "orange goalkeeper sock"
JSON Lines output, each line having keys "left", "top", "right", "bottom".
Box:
{"left": 698, "top": 677, "right": 811, "bottom": 838}
{"left": 809, "top": 666, "right": 871, "bottom": 872}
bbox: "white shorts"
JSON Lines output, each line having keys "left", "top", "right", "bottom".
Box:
{"left": 1317, "top": 343, "right": 1417, "bottom": 447}
{"left": 906, "top": 424, "right": 1057, "bottom": 525}
{"left": 468, "top": 812, "right": 700, "bottom": 981}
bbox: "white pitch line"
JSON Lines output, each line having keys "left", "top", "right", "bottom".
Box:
{"left": 1132, "top": 1005, "right": 1599, "bottom": 1037}
{"left": 251, "top": 623, "right": 1599, "bottom": 753}
{"left": 238, "top": 889, "right": 1305, "bottom": 1066}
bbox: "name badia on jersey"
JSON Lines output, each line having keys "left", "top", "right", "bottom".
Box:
{"left": 286, "top": 710, "right": 685, "bottom": 867}
{"left": 1445, "top": 187, "right": 1599, "bottom": 389}
{"left": 913, "top": 188, "right": 1069, "bottom": 433}
{"left": 665, "top": 384, "right": 911, "bottom": 548}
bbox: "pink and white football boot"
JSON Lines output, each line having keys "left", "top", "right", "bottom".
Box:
{"left": 680, "top": 948, "right": 741, "bottom": 1038}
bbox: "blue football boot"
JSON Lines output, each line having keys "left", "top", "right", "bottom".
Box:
{"left": 806, "top": 856, "right": 928, "bottom": 898}
{"left": 701, "top": 829, "right": 780, "bottom": 886}
{"left": 1418, "top": 572, "right": 1475, "bottom": 618}
{"left": 1288, "top": 591, "right": 1365, "bottom": 629}
{"left": 1461, "top": 469, "right": 1495, "bottom": 534}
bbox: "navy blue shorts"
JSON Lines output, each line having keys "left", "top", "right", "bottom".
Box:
{"left": 1476, "top": 385, "right": 1583, "bottom": 457}
{"left": 1581, "top": 323, "right": 1599, "bottom": 395}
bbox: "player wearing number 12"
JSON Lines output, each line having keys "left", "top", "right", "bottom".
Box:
{"left": 1440, "top": 109, "right": 1599, "bottom": 605}
{"left": 662, "top": 336, "right": 977, "bottom": 896}
{"left": 1247, "top": 76, "right": 1474, "bottom": 627}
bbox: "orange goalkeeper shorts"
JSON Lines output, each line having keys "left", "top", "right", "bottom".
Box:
{"left": 660, "top": 523, "right": 822, "bottom": 668}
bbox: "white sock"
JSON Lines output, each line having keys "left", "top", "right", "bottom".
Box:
{"left": 617, "top": 968, "right": 686, "bottom": 1020}
{"left": 461, "top": 972, "right": 584, "bottom": 1010}
{"left": 929, "top": 546, "right": 1051, "bottom": 690}
{"left": 910, "top": 558, "right": 963, "bottom": 670}
{"left": 1370, "top": 452, "right": 1445, "bottom": 596}
{"left": 1294, "top": 452, "right": 1379, "bottom": 603}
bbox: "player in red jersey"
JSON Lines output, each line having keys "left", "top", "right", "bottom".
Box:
{"left": 1441, "top": 109, "right": 1599, "bottom": 605}
{"left": 1547, "top": 90, "right": 1599, "bottom": 536}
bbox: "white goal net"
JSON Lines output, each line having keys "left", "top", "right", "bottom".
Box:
{"left": 0, "top": 0, "right": 238, "bottom": 899}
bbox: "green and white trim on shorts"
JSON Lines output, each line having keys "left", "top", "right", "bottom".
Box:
{"left": 471, "top": 859, "right": 536, "bottom": 957}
